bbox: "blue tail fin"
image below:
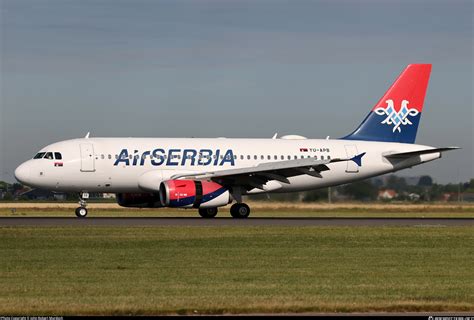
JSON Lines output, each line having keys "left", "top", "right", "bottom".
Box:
{"left": 342, "top": 64, "right": 431, "bottom": 144}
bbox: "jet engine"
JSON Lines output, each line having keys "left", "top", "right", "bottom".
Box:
{"left": 159, "top": 180, "right": 231, "bottom": 208}
{"left": 116, "top": 193, "right": 163, "bottom": 208}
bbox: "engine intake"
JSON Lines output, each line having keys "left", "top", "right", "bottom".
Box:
{"left": 159, "top": 180, "right": 230, "bottom": 208}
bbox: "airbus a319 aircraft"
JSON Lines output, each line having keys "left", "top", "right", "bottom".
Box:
{"left": 15, "top": 64, "right": 458, "bottom": 218}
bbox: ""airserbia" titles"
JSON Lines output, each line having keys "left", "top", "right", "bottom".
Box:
{"left": 113, "top": 148, "right": 235, "bottom": 166}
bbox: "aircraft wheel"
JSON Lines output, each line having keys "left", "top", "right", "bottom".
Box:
{"left": 198, "top": 207, "right": 218, "bottom": 218}
{"left": 75, "top": 207, "right": 88, "bottom": 218}
{"left": 230, "top": 203, "right": 250, "bottom": 219}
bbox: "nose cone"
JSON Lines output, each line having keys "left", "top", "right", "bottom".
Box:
{"left": 14, "top": 163, "right": 31, "bottom": 185}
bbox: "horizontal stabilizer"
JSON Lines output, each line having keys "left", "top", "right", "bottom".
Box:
{"left": 384, "top": 147, "right": 460, "bottom": 159}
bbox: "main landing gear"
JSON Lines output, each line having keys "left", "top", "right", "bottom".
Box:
{"left": 198, "top": 207, "right": 219, "bottom": 218}
{"left": 228, "top": 187, "right": 250, "bottom": 219}
{"left": 230, "top": 203, "right": 250, "bottom": 219}
{"left": 75, "top": 192, "right": 89, "bottom": 218}
{"left": 197, "top": 203, "right": 251, "bottom": 219}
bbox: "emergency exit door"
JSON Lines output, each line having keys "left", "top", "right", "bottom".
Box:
{"left": 80, "top": 143, "right": 95, "bottom": 172}
{"left": 344, "top": 145, "right": 359, "bottom": 173}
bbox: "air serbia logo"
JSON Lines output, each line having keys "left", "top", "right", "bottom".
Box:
{"left": 114, "top": 148, "right": 235, "bottom": 167}
{"left": 374, "top": 99, "right": 419, "bottom": 133}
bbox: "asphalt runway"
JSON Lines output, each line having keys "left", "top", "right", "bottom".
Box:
{"left": 0, "top": 217, "right": 472, "bottom": 227}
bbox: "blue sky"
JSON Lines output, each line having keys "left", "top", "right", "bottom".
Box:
{"left": 1, "top": 0, "right": 472, "bottom": 183}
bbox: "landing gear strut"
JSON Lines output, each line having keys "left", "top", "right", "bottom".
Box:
{"left": 198, "top": 207, "right": 218, "bottom": 218}
{"left": 75, "top": 192, "right": 89, "bottom": 218}
{"left": 230, "top": 203, "right": 250, "bottom": 219}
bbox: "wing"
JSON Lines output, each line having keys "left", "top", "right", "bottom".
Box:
{"left": 170, "top": 153, "right": 366, "bottom": 191}
{"left": 384, "top": 147, "right": 459, "bottom": 159}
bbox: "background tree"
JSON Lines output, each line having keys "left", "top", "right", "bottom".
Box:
{"left": 386, "top": 175, "right": 407, "bottom": 193}
{"left": 418, "top": 175, "right": 433, "bottom": 201}
{"left": 302, "top": 188, "right": 328, "bottom": 202}
{"left": 418, "top": 175, "right": 433, "bottom": 187}
{"left": 342, "top": 180, "right": 377, "bottom": 201}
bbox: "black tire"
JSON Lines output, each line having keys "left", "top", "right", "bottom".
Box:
{"left": 230, "top": 203, "right": 250, "bottom": 219}
{"left": 198, "top": 207, "right": 218, "bottom": 218}
{"left": 75, "top": 207, "right": 88, "bottom": 218}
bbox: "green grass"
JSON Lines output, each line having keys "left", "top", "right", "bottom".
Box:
{"left": 0, "top": 226, "right": 473, "bottom": 315}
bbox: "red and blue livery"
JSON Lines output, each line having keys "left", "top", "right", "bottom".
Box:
{"left": 343, "top": 64, "right": 431, "bottom": 144}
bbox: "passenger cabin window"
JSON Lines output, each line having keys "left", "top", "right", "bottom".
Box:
{"left": 44, "top": 152, "right": 53, "bottom": 160}
{"left": 54, "top": 152, "right": 62, "bottom": 160}
{"left": 34, "top": 152, "right": 46, "bottom": 159}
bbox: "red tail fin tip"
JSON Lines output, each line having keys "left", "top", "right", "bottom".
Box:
{"left": 371, "top": 64, "right": 431, "bottom": 113}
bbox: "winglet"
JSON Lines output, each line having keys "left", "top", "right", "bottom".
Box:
{"left": 350, "top": 152, "right": 366, "bottom": 167}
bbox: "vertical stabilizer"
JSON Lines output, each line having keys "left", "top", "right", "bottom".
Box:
{"left": 343, "top": 64, "right": 431, "bottom": 143}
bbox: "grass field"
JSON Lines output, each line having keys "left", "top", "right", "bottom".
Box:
{"left": 1, "top": 202, "right": 474, "bottom": 218}
{"left": 1, "top": 225, "right": 473, "bottom": 315}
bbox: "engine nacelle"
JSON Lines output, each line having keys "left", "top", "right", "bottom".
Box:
{"left": 116, "top": 193, "right": 163, "bottom": 208}
{"left": 159, "top": 180, "right": 231, "bottom": 208}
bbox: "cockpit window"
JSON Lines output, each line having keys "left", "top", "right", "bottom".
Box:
{"left": 33, "top": 152, "right": 46, "bottom": 159}
{"left": 44, "top": 152, "right": 54, "bottom": 160}
{"left": 54, "top": 152, "right": 62, "bottom": 160}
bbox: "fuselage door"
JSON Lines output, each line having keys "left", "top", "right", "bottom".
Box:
{"left": 344, "top": 145, "right": 359, "bottom": 173}
{"left": 80, "top": 143, "right": 95, "bottom": 172}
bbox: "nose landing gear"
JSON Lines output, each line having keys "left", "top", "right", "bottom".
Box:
{"left": 75, "top": 206, "right": 88, "bottom": 218}
{"left": 75, "top": 192, "right": 89, "bottom": 218}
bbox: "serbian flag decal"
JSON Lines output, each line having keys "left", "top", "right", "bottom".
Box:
{"left": 54, "top": 162, "right": 63, "bottom": 167}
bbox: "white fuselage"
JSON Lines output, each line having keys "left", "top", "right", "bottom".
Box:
{"left": 14, "top": 137, "right": 441, "bottom": 195}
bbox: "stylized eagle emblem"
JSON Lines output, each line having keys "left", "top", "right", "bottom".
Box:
{"left": 374, "top": 99, "right": 419, "bottom": 133}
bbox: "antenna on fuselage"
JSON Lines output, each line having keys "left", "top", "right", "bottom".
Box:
{"left": 85, "top": 132, "right": 90, "bottom": 139}
{"left": 272, "top": 133, "right": 278, "bottom": 139}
